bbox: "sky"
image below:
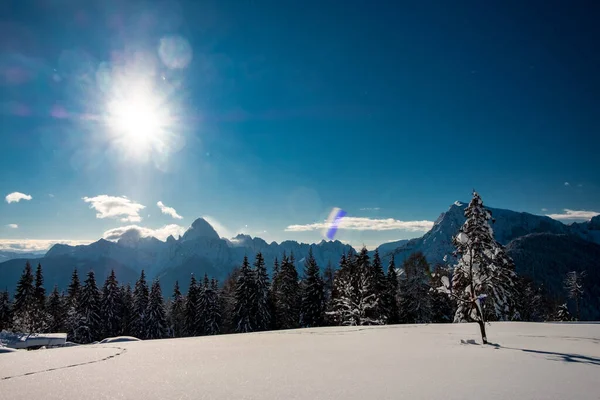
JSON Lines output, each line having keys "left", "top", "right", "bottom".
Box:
{"left": 1, "top": 0, "right": 599, "bottom": 252}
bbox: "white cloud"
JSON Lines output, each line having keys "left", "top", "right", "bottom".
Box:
{"left": 541, "top": 208, "right": 548, "bottom": 212}
{"left": 5, "top": 192, "right": 32, "bottom": 203}
{"left": 285, "top": 217, "right": 434, "bottom": 232}
{"left": 157, "top": 201, "right": 183, "bottom": 219}
{"left": 6, "top": 224, "right": 18, "bottom": 229}
{"left": 0, "top": 239, "right": 93, "bottom": 252}
{"left": 546, "top": 209, "right": 600, "bottom": 221}
{"left": 564, "top": 182, "right": 570, "bottom": 186}
{"left": 359, "top": 207, "right": 381, "bottom": 211}
{"left": 83, "top": 195, "right": 145, "bottom": 222}
{"left": 102, "top": 224, "right": 186, "bottom": 242}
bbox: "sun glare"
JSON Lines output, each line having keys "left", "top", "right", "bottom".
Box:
{"left": 106, "top": 84, "right": 171, "bottom": 157}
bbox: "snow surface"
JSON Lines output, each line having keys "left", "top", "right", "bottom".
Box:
{"left": 98, "top": 336, "right": 141, "bottom": 344}
{"left": 0, "top": 322, "right": 598, "bottom": 399}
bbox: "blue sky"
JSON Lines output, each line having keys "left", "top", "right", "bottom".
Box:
{"left": 1, "top": 0, "right": 599, "bottom": 251}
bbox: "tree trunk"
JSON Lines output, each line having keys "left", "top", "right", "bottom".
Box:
{"left": 477, "top": 319, "right": 488, "bottom": 344}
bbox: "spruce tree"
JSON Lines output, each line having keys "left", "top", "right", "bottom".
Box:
{"left": 119, "top": 284, "right": 134, "bottom": 336}
{"left": 553, "top": 303, "right": 572, "bottom": 322}
{"left": 204, "top": 278, "right": 221, "bottom": 335}
{"left": 370, "top": 249, "right": 387, "bottom": 323}
{"left": 185, "top": 275, "right": 200, "bottom": 336}
{"left": 301, "top": 248, "right": 325, "bottom": 327}
{"left": 564, "top": 271, "right": 586, "bottom": 321}
{"left": 253, "top": 252, "right": 271, "bottom": 331}
{"left": 65, "top": 268, "right": 83, "bottom": 342}
{"left": 442, "top": 191, "right": 518, "bottom": 344}
{"left": 146, "top": 280, "right": 167, "bottom": 339}
{"left": 168, "top": 281, "right": 185, "bottom": 337}
{"left": 233, "top": 256, "right": 255, "bottom": 333}
{"left": 385, "top": 255, "right": 400, "bottom": 324}
{"left": 429, "top": 264, "right": 454, "bottom": 323}
{"left": 197, "top": 274, "right": 210, "bottom": 335}
{"left": 101, "top": 270, "right": 121, "bottom": 338}
{"left": 33, "top": 263, "right": 47, "bottom": 331}
{"left": 275, "top": 253, "right": 301, "bottom": 329}
{"left": 79, "top": 270, "right": 102, "bottom": 343}
{"left": 13, "top": 261, "right": 36, "bottom": 332}
{"left": 46, "top": 286, "right": 66, "bottom": 332}
{"left": 0, "top": 290, "right": 13, "bottom": 331}
{"left": 399, "top": 252, "right": 433, "bottom": 323}
{"left": 132, "top": 270, "right": 150, "bottom": 339}
{"left": 270, "top": 258, "right": 281, "bottom": 329}
{"left": 68, "top": 268, "right": 81, "bottom": 302}
{"left": 219, "top": 267, "right": 240, "bottom": 334}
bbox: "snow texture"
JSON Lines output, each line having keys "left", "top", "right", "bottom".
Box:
{"left": 1, "top": 322, "right": 598, "bottom": 399}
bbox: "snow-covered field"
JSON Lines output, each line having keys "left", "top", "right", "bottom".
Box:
{"left": 1, "top": 322, "right": 599, "bottom": 400}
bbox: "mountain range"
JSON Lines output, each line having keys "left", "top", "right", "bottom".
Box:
{"left": 1, "top": 201, "right": 599, "bottom": 317}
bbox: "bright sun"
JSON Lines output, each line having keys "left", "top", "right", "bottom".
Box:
{"left": 106, "top": 85, "right": 170, "bottom": 156}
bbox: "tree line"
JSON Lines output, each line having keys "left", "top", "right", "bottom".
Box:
{"left": 0, "top": 192, "right": 587, "bottom": 344}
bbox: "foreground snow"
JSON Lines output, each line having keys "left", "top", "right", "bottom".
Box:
{"left": 0, "top": 322, "right": 598, "bottom": 400}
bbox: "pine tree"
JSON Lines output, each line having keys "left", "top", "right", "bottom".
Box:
{"left": 564, "top": 271, "right": 586, "bottom": 321}
{"left": 168, "top": 281, "right": 185, "bottom": 337}
{"left": 370, "top": 249, "right": 387, "bottom": 323}
{"left": 429, "top": 264, "right": 454, "bottom": 323}
{"left": 234, "top": 256, "right": 255, "bottom": 333}
{"left": 146, "top": 280, "right": 167, "bottom": 339}
{"left": 322, "top": 260, "right": 336, "bottom": 326}
{"left": 514, "top": 276, "right": 547, "bottom": 322}
{"left": 13, "top": 261, "right": 36, "bottom": 333}
{"left": 119, "top": 284, "right": 134, "bottom": 336}
{"left": 219, "top": 267, "right": 240, "bottom": 334}
{"left": 301, "top": 248, "right": 325, "bottom": 327}
{"left": 197, "top": 274, "right": 210, "bottom": 335}
{"left": 0, "top": 290, "right": 13, "bottom": 331}
{"left": 203, "top": 278, "right": 221, "bottom": 335}
{"left": 132, "top": 270, "right": 150, "bottom": 339}
{"left": 65, "top": 268, "right": 83, "bottom": 342}
{"left": 553, "top": 303, "right": 572, "bottom": 322}
{"left": 33, "top": 263, "right": 48, "bottom": 332}
{"left": 384, "top": 255, "right": 400, "bottom": 324}
{"left": 68, "top": 268, "right": 81, "bottom": 302}
{"left": 185, "top": 275, "right": 201, "bottom": 336}
{"left": 46, "top": 286, "right": 66, "bottom": 332}
{"left": 275, "top": 253, "right": 301, "bottom": 329}
{"left": 442, "top": 191, "right": 518, "bottom": 344}
{"left": 270, "top": 258, "right": 281, "bottom": 329}
{"left": 399, "top": 252, "right": 433, "bottom": 323}
{"left": 253, "top": 252, "right": 271, "bottom": 331}
{"left": 100, "top": 270, "right": 121, "bottom": 338}
{"left": 79, "top": 271, "right": 102, "bottom": 343}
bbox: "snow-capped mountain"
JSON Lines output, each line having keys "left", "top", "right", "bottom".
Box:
{"left": 376, "top": 202, "right": 598, "bottom": 267}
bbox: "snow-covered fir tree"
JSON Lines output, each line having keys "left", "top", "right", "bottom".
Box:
{"left": 132, "top": 270, "right": 150, "bottom": 339}
{"left": 553, "top": 303, "right": 572, "bottom": 322}
{"left": 168, "top": 281, "right": 185, "bottom": 337}
{"left": 33, "top": 263, "right": 47, "bottom": 332}
{"left": 384, "top": 255, "right": 400, "bottom": 324}
{"left": 67, "top": 268, "right": 81, "bottom": 302}
{"left": 0, "top": 290, "right": 13, "bottom": 331}
{"left": 370, "top": 249, "right": 387, "bottom": 323}
{"left": 185, "top": 274, "right": 201, "bottom": 336}
{"left": 65, "top": 268, "right": 84, "bottom": 342}
{"left": 429, "top": 264, "right": 454, "bottom": 323}
{"left": 119, "top": 283, "right": 134, "bottom": 336}
{"left": 12, "top": 261, "right": 36, "bottom": 333}
{"left": 100, "top": 270, "right": 121, "bottom": 338}
{"left": 146, "top": 280, "right": 167, "bottom": 339}
{"left": 202, "top": 278, "right": 221, "bottom": 335}
{"left": 275, "top": 253, "right": 301, "bottom": 329}
{"left": 514, "top": 276, "right": 546, "bottom": 322}
{"left": 399, "top": 252, "right": 433, "bottom": 324}
{"left": 219, "top": 267, "right": 240, "bottom": 334}
{"left": 234, "top": 256, "right": 255, "bottom": 333}
{"left": 442, "top": 191, "right": 518, "bottom": 344}
{"left": 564, "top": 270, "right": 586, "bottom": 321}
{"left": 79, "top": 270, "right": 102, "bottom": 343}
{"left": 197, "top": 274, "right": 210, "bottom": 334}
{"left": 46, "top": 285, "right": 66, "bottom": 333}
{"left": 253, "top": 252, "right": 271, "bottom": 331}
{"left": 300, "top": 248, "right": 325, "bottom": 327}
{"left": 270, "top": 258, "right": 281, "bottom": 329}
{"left": 322, "top": 260, "right": 336, "bottom": 326}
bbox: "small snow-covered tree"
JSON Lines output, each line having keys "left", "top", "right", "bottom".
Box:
{"left": 12, "top": 261, "right": 36, "bottom": 333}
{"left": 79, "top": 271, "right": 102, "bottom": 343}
{"left": 132, "top": 270, "right": 150, "bottom": 339}
{"left": 185, "top": 275, "right": 201, "bottom": 336}
{"left": 301, "top": 248, "right": 325, "bottom": 328}
{"left": 146, "top": 280, "right": 167, "bottom": 339}
{"left": 234, "top": 256, "right": 255, "bottom": 333}
{"left": 564, "top": 271, "right": 586, "bottom": 321}
{"left": 101, "top": 270, "right": 121, "bottom": 338}
{"left": 441, "top": 191, "right": 518, "bottom": 344}
{"left": 0, "top": 290, "right": 13, "bottom": 331}
{"left": 253, "top": 252, "right": 271, "bottom": 331}
{"left": 275, "top": 253, "right": 301, "bottom": 329}
{"left": 168, "top": 281, "right": 185, "bottom": 337}
{"left": 553, "top": 303, "right": 572, "bottom": 322}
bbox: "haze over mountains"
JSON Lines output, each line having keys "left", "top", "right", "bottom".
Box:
{"left": 1, "top": 200, "right": 599, "bottom": 316}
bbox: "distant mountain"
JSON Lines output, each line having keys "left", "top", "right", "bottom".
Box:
{"left": 506, "top": 233, "right": 600, "bottom": 320}
{"left": 0, "top": 218, "right": 354, "bottom": 294}
{"left": 379, "top": 202, "right": 596, "bottom": 267}
{"left": 0, "top": 250, "right": 46, "bottom": 263}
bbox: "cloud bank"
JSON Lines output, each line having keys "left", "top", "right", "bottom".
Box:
{"left": 6, "top": 224, "right": 18, "bottom": 229}
{"left": 0, "top": 239, "right": 93, "bottom": 252}
{"left": 103, "top": 224, "right": 186, "bottom": 242}
{"left": 285, "top": 217, "right": 434, "bottom": 232}
{"left": 546, "top": 209, "right": 600, "bottom": 221}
